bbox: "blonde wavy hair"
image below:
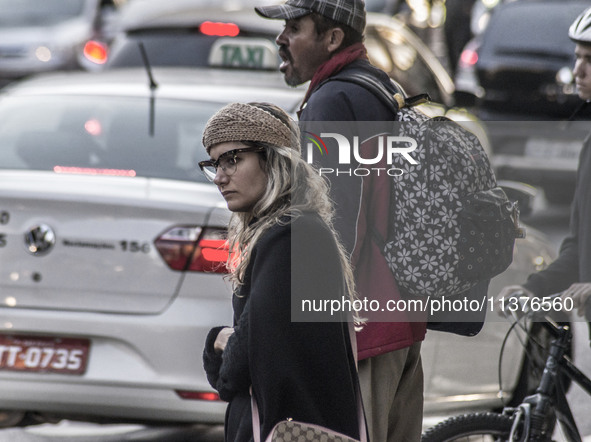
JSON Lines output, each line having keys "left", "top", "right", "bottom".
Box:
{"left": 215, "top": 103, "right": 357, "bottom": 309}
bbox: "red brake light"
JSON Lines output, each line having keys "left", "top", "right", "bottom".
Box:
{"left": 83, "top": 40, "right": 108, "bottom": 65}
{"left": 155, "top": 226, "right": 229, "bottom": 273}
{"left": 459, "top": 48, "right": 478, "bottom": 68}
{"left": 53, "top": 166, "right": 136, "bottom": 177}
{"left": 175, "top": 390, "right": 221, "bottom": 401}
{"left": 200, "top": 21, "right": 240, "bottom": 37}
{"left": 84, "top": 118, "right": 102, "bottom": 136}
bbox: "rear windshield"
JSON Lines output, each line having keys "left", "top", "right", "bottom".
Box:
{"left": 108, "top": 32, "right": 217, "bottom": 68}
{"left": 107, "top": 31, "right": 279, "bottom": 69}
{"left": 480, "top": 3, "right": 583, "bottom": 61}
{"left": 0, "top": 95, "right": 219, "bottom": 183}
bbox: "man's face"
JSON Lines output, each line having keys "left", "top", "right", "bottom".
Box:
{"left": 276, "top": 15, "right": 333, "bottom": 86}
{"left": 573, "top": 43, "right": 591, "bottom": 101}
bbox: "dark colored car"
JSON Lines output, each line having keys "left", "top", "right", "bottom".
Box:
{"left": 456, "top": 0, "right": 591, "bottom": 204}
{"left": 104, "top": 1, "right": 283, "bottom": 70}
{"left": 0, "top": 0, "right": 123, "bottom": 88}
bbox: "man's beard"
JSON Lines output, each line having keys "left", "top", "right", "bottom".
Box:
{"left": 284, "top": 72, "right": 304, "bottom": 87}
{"left": 279, "top": 47, "right": 305, "bottom": 87}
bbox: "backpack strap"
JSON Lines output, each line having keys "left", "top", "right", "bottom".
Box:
{"left": 320, "top": 71, "right": 432, "bottom": 252}
{"left": 323, "top": 71, "right": 431, "bottom": 114}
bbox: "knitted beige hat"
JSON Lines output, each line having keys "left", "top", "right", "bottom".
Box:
{"left": 202, "top": 103, "right": 300, "bottom": 152}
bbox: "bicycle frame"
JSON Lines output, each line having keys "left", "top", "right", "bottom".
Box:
{"left": 421, "top": 306, "right": 591, "bottom": 442}
{"left": 511, "top": 316, "right": 591, "bottom": 442}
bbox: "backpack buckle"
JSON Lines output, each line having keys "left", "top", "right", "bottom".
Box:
{"left": 405, "top": 93, "right": 431, "bottom": 108}
{"left": 509, "top": 202, "right": 526, "bottom": 239}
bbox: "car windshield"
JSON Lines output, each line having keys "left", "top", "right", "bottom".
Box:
{"left": 482, "top": 3, "right": 579, "bottom": 61}
{"left": 0, "top": 95, "right": 219, "bottom": 183}
{"left": 0, "top": 0, "right": 87, "bottom": 27}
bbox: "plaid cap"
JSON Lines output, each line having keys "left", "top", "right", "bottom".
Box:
{"left": 255, "top": 0, "right": 366, "bottom": 35}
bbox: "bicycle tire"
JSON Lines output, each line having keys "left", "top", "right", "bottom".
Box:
{"left": 421, "top": 412, "right": 514, "bottom": 442}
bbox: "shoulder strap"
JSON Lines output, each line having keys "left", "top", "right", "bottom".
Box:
{"left": 322, "top": 71, "right": 431, "bottom": 256}
{"left": 323, "top": 71, "right": 431, "bottom": 114}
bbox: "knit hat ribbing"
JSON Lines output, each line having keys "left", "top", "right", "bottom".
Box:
{"left": 202, "top": 103, "right": 299, "bottom": 152}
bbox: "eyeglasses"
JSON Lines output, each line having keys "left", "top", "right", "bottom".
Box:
{"left": 198, "top": 146, "right": 266, "bottom": 182}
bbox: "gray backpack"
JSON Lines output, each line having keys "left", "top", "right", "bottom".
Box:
{"left": 329, "top": 72, "right": 524, "bottom": 299}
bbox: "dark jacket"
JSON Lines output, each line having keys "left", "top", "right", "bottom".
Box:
{"left": 203, "top": 213, "right": 361, "bottom": 441}
{"left": 300, "top": 59, "right": 427, "bottom": 360}
{"left": 524, "top": 132, "right": 591, "bottom": 295}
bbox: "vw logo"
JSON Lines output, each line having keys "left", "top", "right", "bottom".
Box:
{"left": 24, "top": 224, "right": 56, "bottom": 256}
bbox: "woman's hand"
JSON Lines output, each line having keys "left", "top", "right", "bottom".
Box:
{"left": 214, "top": 327, "right": 235, "bottom": 354}
{"left": 561, "top": 283, "right": 591, "bottom": 317}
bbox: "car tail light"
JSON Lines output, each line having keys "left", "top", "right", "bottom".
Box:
{"left": 53, "top": 166, "right": 136, "bottom": 177}
{"left": 155, "top": 226, "right": 229, "bottom": 273}
{"left": 459, "top": 48, "right": 478, "bottom": 68}
{"left": 84, "top": 118, "right": 102, "bottom": 136}
{"left": 82, "top": 40, "right": 108, "bottom": 65}
{"left": 200, "top": 21, "right": 240, "bottom": 37}
{"left": 175, "top": 390, "right": 221, "bottom": 401}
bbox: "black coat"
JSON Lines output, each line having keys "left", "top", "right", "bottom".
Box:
{"left": 299, "top": 59, "right": 399, "bottom": 255}
{"left": 524, "top": 132, "right": 591, "bottom": 296}
{"left": 203, "top": 213, "right": 360, "bottom": 441}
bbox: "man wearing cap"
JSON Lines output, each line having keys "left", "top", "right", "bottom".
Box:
{"left": 256, "top": 1, "right": 426, "bottom": 441}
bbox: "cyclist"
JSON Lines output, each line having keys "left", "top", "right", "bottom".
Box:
{"left": 497, "top": 6, "right": 591, "bottom": 319}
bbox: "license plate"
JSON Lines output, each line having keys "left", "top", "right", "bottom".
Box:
{"left": 524, "top": 138, "right": 583, "bottom": 160}
{"left": 0, "top": 335, "right": 90, "bottom": 375}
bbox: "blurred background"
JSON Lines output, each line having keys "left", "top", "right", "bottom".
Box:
{"left": 0, "top": 0, "right": 590, "bottom": 440}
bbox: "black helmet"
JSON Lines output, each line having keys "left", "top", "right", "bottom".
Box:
{"left": 569, "top": 6, "right": 591, "bottom": 44}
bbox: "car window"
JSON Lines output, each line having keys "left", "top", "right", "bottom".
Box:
{"left": 0, "top": 0, "right": 87, "bottom": 27}
{"left": 108, "top": 32, "right": 217, "bottom": 68}
{"left": 0, "top": 95, "right": 219, "bottom": 183}
{"left": 107, "top": 30, "right": 279, "bottom": 69}
{"left": 482, "top": 3, "right": 577, "bottom": 62}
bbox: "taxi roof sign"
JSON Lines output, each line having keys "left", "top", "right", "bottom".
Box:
{"left": 208, "top": 38, "right": 279, "bottom": 70}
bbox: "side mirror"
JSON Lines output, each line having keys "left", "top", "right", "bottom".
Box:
{"left": 498, "top": 180, "right": 537, "bottom": 218}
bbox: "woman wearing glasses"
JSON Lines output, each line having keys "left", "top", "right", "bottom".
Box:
{"left": 200, "top": 102, "right": 364, "bottom": 442}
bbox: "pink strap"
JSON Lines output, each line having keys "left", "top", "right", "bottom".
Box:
{"left": 251, "top": 322, "right": 367, "bottom": 442}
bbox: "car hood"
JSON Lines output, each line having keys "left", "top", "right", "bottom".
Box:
{"left": 0, "top": 171, "right": 229, "bottom": 315}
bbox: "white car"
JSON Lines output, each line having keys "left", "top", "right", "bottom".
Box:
{"left": 0, "top": 62, "right": 558, "bottom": 427}
{"left": 0, "top": 66, "right": 305, "bottom": 426}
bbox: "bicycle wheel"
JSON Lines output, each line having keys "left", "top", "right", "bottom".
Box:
{"left": 421, "top": 412, "right": 515, "bottom": 442}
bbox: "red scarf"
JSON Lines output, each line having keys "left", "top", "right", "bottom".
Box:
{"left": 299, "top": 42, "right": 369, "bottom": 113}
